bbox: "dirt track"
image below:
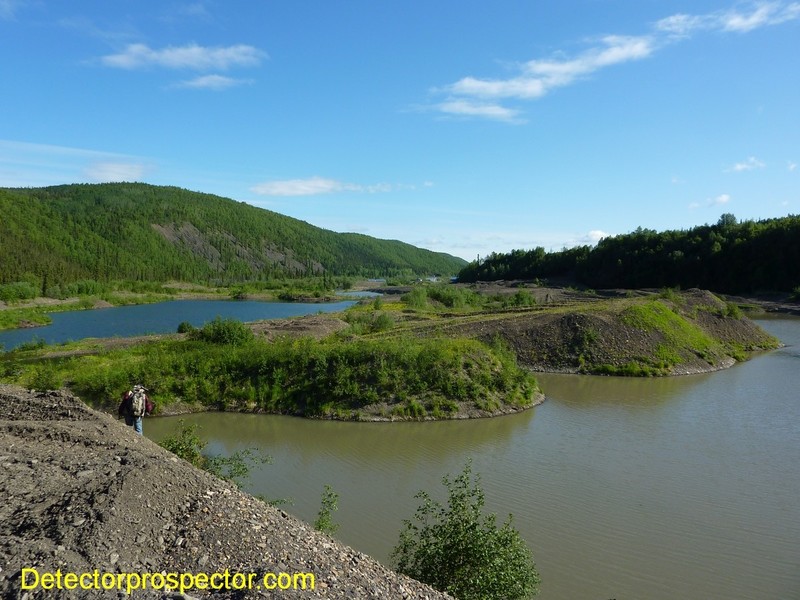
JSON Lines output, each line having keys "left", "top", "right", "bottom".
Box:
{"left": 0, "top": 385, "right": 452, "bottom": 600}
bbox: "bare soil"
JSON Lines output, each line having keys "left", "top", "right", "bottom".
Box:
{"left": 0, "top": 385, "right": 453, "bottom": 600}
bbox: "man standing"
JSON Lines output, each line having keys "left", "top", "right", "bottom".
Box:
{"left": 118, "top": 384, "right": 153, "bottom": 435}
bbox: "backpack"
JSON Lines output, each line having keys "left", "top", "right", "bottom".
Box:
{"left": 130, "top": 388, "right": 147, "bottom": 417}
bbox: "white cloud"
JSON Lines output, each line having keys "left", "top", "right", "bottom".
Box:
{"left": 656, "top": 2, "right": 800, "bottom": 35}
{"left": 435, "top": 100, "right": 524, "bottom": 123}
{"left": 727, "top": 156, "right": 766, "bottom": 172}
{"left": 721, "top": 2, "right": 800, "bottom": 32}
{"left": 85, "top": 162, "right": 149, "bottom": 182}
{"left": 101, "top": 43, "right": 266, "bottom": 70}
{"left": 788, "top": 161, "right": 797, "bottom": 171}
{"left": 712, "top": 193, "right": 731, "bottom": 205}
{"left": 251, "top": 176, "right": 394, "bottom": 197}
{"left": 655, "top": 13, "right": 713, "bottom": 37}
{"left": 689, "top": 194, "right": 733, "bottom": 210}
{"left": 432, "top": 1, "right": 800, "bottom": 121}
{"left": 175, "top": 74, "right": 252, "bottom": 90}
{"left": 445, "top": 35, "right": 654, "bottom": 102}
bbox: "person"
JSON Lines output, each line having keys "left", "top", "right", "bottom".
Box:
{"left": 118, "top": 384, "right": 153, "bottom": 435}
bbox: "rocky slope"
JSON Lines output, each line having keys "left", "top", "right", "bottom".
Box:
{"left": 0, "top": 385, "right": 452, "bottom": 600}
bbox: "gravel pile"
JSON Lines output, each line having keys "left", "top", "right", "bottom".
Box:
{"left": 0, "top": 385, "right": 452, "bottom": 600}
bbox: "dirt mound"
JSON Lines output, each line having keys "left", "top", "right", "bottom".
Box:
{"left": 0, "top": 385, "right": 452, "bottom": 599}
{"left": 428, "top": 290, "right": 779, "bottom": 376}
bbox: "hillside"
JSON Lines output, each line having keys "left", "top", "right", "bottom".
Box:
{"left": 458, "top": 213, "right": 800, "bottom": 294}
{"left": 0, "top": 183, "right": 465, "bottom": 286}
{"left": 0, "top": 385, "right": 453, "bottom": 599}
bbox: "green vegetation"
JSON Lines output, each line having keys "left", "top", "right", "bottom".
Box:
{"left": 0, "top": 183, "right": 465, "bottom": 291}
{"left": 0, "top": 316, "right": 539, "bottom": 419}
{"left": 400, "top": 284, "right": 536, "bottom": 313}
{"left": 159, "top": 419, "right": 271, "bottom": 488}
{"left": 458, "top": 213, "right": 800, "bottom": 293}
{"left": 0, "top": 308, "right": 53, "bottom": 331}
{"left": 392, "top": 461, "right": 540, "bottom": 600}
{"left": 314, "top": 485, "right": 340, "bottom": 536}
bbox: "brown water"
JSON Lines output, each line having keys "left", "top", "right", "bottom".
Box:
{"left": 146, "top": 317, "right": 800, "bottom": 599}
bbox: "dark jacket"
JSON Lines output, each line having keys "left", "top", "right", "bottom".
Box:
{"left": 118, "top": 390, "right": 154, "bottom": 417}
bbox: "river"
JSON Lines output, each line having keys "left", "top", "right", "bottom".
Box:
{"left": 144, "top": 316, "right": 800, "bottom": 600}
{"left": 0, "top": 298, "right": 355, "bottom": 351}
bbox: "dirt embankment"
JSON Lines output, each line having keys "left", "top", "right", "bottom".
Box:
{"left": 411, "top": 289, "right": 781, "bottom": 376}
{"left": 0, "top": 385, "right": 452, "bottom": 600}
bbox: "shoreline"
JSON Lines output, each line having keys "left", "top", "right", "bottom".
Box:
{"left": 136, "top": 389, "right": 546, "bottom": 423}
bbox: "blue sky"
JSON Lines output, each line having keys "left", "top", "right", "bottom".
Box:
{"left": 1, "top": 1, "right": 798, "bottom": 261}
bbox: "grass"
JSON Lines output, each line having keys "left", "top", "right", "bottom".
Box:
{"left": 619, "top": 299, "right": 720, "bottom": 365}
{"left": 0, "top": 325, "right": 540, "bottom": 420}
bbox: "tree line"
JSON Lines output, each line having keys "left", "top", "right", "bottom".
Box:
{"left": 458, "top": 214, "right": 800, "bottom": 294}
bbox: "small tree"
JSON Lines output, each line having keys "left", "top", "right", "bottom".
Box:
{"left": 313, "top": 484, "right": 340, "bottom": 535}
{"left": 392, "top": 461, "right": 539, "bottom": 600}
{"left": 159, "top": 420, "right": 270, "bottom": 488}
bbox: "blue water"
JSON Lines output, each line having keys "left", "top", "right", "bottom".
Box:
{"left": 0, "top": 299, "right": 355, "bottom": 351}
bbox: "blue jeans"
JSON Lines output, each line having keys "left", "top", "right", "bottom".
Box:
{"left": 125, "top": 415, "right": 143, "bottom": 435}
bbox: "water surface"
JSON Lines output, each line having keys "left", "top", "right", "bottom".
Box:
{"left": 0, "top": 299, "right": 354, "bottom": 350}
{"left": 142, "top": 317, "right": 799, "bottom": 599}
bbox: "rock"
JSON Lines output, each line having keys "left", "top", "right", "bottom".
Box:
{"left": 0, "top": 385, "right": 454, "bottom": 599}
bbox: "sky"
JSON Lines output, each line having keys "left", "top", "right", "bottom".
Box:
{"left": 1, "top": 1, "right": 798, "bottom": 261}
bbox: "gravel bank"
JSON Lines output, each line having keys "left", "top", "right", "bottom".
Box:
{"left": 0, "top": 385, "right": 452, "bottom": 600}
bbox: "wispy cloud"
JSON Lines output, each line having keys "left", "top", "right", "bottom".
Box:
{"left": 432, "top": 1, "right": 800, "bottom": 121}
{"left": 721, "top": 2, "right": 800, "bottom": 32}
{"left": 251, "top": 176, "right": 394, "bottom": 197}
{"left": 175, "top": 74, "right": 253, "bottom": 90}
{"left": 0, "top": 140, "right": 153, "bottom": 187}
{"left": 788, "top": 160, "right": 797, "bottom": 171}
{"left": 84, "top": 162, "right": 149, "bottom": 182}
{"left": 446, "top": 35, "right": 653, "bottom": 102}
{"left": 727, "top": 156, "right": 766, "bottom": 172}
{"left": 688, "top": 193, "right": 733, "bottom": 210}
{"left": 578, "top": 230, "right": 611, "bottom": 245}
{"left": 0, "top": 0, "right": 24, "bottom": 19}
{"left": 101, "top": 43, "right": 266, "bottom": 70}
{"left": 160, "top": 2, "right": 213, "bottom": 22}
{"left": 435, "top": 99, "right": 524, "bottom": 123}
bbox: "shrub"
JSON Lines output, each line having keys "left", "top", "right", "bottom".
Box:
{"left": 159, "top": 420, "right": 206, "bottom": 468}
{"left": 190, "top": 317, "right": 253, "bottom": 345}
{"left": 314, "top": 484, "right": 340, "bottom": 535}
{"left": 159, "top": 420, "right": 270, "bottom": 488}
{"left": 0, "top": 281, "right": 38, "bottom": 303}
{"left": 392, "top": 461, "right": 540, "bottom": 600}
{"left": 176, "top": 321, "right": 197, "bottom": 334}
{"left": 402, "top": 287, "right": 429, "bottom": 309}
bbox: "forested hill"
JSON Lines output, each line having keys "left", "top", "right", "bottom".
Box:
{"left": 458, "top": 214, "right": 800, "bottom": 294}
{"left": 0, "top": 183, "right": 466, "bottom": 285}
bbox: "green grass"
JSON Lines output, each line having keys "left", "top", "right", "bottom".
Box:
{"left": 0, "top": 308, "right": 53, "bottom": 331}
{"left": 0, "top": 328, "right": 539, "bottom": 420}
{"left": 619, "top": 299, "right": 720, "bottom": 365}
